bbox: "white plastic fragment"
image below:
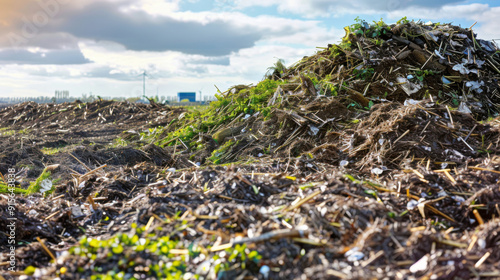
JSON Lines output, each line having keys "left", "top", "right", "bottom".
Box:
{"left": 466, "top": 81, "right": 484, "bottom": 93}
{"left": 479, "top": 40, "right": 496, "bottom": 52}
{"left": 404, "top": 99, "right": 419, "bottom": 106}
{"left": 477, "top": 239, "right": 486, "bottom": 249}
{"left": 437, "top": 191, "right": 448, "bottom": 197}
{"left": 71, "top": 205, "right": 84, "bottom": 218}
{"left": 396, "top": 77, "right": 422, "bottom": 96}
{"left": 371, "top": 167, "right": 384, "bottom": 175}
{"left": 450, "top": 40, "right": 462, "bottom": 47}
{"left": 441, "top": 76, "right": 453, "bottom": 84}
{"left": 407, "top": 200, "right": 418, "bottom": 210}
{"left": 452, "top": 63, "right": 470, "bottom": 75}
{"left": 434, "top": 50, "right": 446, "bottom": 60}
{"left": 309, "top": 125, "right": 319, "bottom": 136}
{"left": 195, "top": 260, "right": 212, "bottom": 276}
{"left": 345, "top": 247, "right": 365, "bottom": 262}
{"left": 410, "top": 255, "right": 429, "bottom": 273}
{"left": 167, "top": 168, "right": 176, "bottom": 173}
{"left": 259, "top": 265, "right": 270, "bottom": 279}
{"left": 40, "top": 179, "right": 52, "bottom": 193}
{"left": 458, "top": 102, "right": 472, "bottom": 114}
{"left": 452, "top": 196, "right": 465, "bottom": 204}
{"left": 78, "top": 181, "right": 86, "bottom": 189}
{"left": 340, "top": 160, "right": 349, "bottom": 167}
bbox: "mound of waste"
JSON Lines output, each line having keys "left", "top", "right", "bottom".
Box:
{"left": 139, "top": 19, "right": 500, "bottom": 172}
{"left": 1, "top": 19, "right": 500, "bottom": 280}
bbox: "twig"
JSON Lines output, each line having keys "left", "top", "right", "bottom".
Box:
{"left": 44, "top": 211, "right": 61, "bottom": 221}
{"left": 468, "top": 166, "right": 500, "bottom": 175}
{"left": 144, "top": 216, "right": 155, "bottom": 232}
{"left": 475, "top": 252, "right": 491, "bottom": 268}
{"left": 88, "top": 196, "right": 97, "bottom": 211}
{"left": 443, "top": 170, "right": 457, "bottom": 184}
{"left": 421, "top": 53, "right": 435, "bottom": 70}
{"left": 445, "top": 105, "right": 454, "bottom": 127}
{"left": 284, "top": 190, "right": 322, "bottom": 212}
{"left": 36, "top": 237, "right": 56, "bottom": 261}
{"left": 458, "top": 137, "right": 475, "bottom": 152}
{"left": 393, "top": 130, "right": 410, "bottom": 144}
{"left": 80, "top": 164, "right": 107, "bottom": 181}
{"left": 361, "top": 250, "right": 385, "bottom": 267}
{"left": 326, "top": 270, "right": 348, "bottom": 279}
{"left": 464, "top": 124, "right": 476, "bottom": 141}
{"left": 473, "top": 209, "right": 484, "bottom": 225}
{"left": 233, "top": 229, "right": 308, "bottom": 245}
{"left": 69, "top": 153, "right": 92, "bottom": 171}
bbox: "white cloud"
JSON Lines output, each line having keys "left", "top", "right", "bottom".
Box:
{"left": 386, "top": 4, "right": 500, "bottom": 40}
{"left": 230, "top": 0, "right": 464, "bottom": 17}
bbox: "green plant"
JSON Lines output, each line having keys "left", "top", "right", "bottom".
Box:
{"left": 414, "top": 69, "right": 435, "bottom": 82}
{"left": 397, "top": 16, "right": 410, "bottom": 25}
{"left": 61, "top": 222, "right": 262, "bottom": 279}
{"left": 348, "top": 17, "right": 389, "bottom": 39}
{"left": 26, "top": 169, "right": 54, "bottom": 195}
{"left": 216, "top": 244, "right": 261, "bottom": 273}
{"left": 208, "top": 140, "right": 237, "bottom": 164}
{"left": 265, "top": 58, "right": 287, "bottom": 80}
{"left": 150, "top": 79, "right": 285, "bottom": 149}
{"left": 353, "top": 68, "right": 375, "bottom": 80}
{"left": 0, "top": 180, "right": 28, "bottom": 194}
{"left": 69, "top": 228, "right": 189, "bottom": 280}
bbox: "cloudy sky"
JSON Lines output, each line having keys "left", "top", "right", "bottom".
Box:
{"left": 0, "top": 0, "right": 498, "bottom": 99}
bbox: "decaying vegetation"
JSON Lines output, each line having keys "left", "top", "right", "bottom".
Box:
{"left": 1, "top": 18, "right": 500, "bottom": 279}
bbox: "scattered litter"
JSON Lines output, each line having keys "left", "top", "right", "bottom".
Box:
{"left": 410, "top": 255, "right": 429, "bottom": 273}
{"left": 345, "top": 247, "right": 365, "bottom": 262}
{"left": 39, "top": 179, "right": 52, "bottom": 193}
{"left": 0, "top": 18, "right": 499, "bottom": 280}
{"left": 396, "top": 77, "right": 422, "bottom": 96}
{"left": 407, "top": 200, "right": 418, "bottom": 210}
{"left": 371, "top": 167, "right": 384, "bottom": 175}
{"left": 259, "top": 265, "right": 270, "bottom": 279}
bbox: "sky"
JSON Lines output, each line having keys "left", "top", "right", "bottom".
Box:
{"left": 0, "top": 0, "right": 498, "bottom": 99}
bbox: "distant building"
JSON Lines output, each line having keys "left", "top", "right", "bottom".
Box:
{"left": 177, "top": 92, "right": 196, "bottom": 102}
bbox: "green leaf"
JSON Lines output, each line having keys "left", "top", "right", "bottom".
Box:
{"left": 24, "top": 266, "right": 37, "bottom": 276}
{"left": 112, "top": 245, "right": 124, "bottom": 254}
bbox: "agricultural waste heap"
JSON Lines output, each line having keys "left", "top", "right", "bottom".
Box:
{"left": 146, "top": 18, "right": 500, "bottom": 172}
{"left": 1, "top": 19, "right": 500, "bottom": 280}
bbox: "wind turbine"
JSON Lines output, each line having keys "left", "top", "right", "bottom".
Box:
{"left": 138, "top": 70, "right": 153, "bottom": 99}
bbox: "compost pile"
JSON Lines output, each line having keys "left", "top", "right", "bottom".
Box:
{"left": 1, "top": 19, "right": 500, "bottom": 280}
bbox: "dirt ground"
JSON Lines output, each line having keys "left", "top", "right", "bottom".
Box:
{"left": 0, "top": 98, "right": 499, "bottom": 280}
